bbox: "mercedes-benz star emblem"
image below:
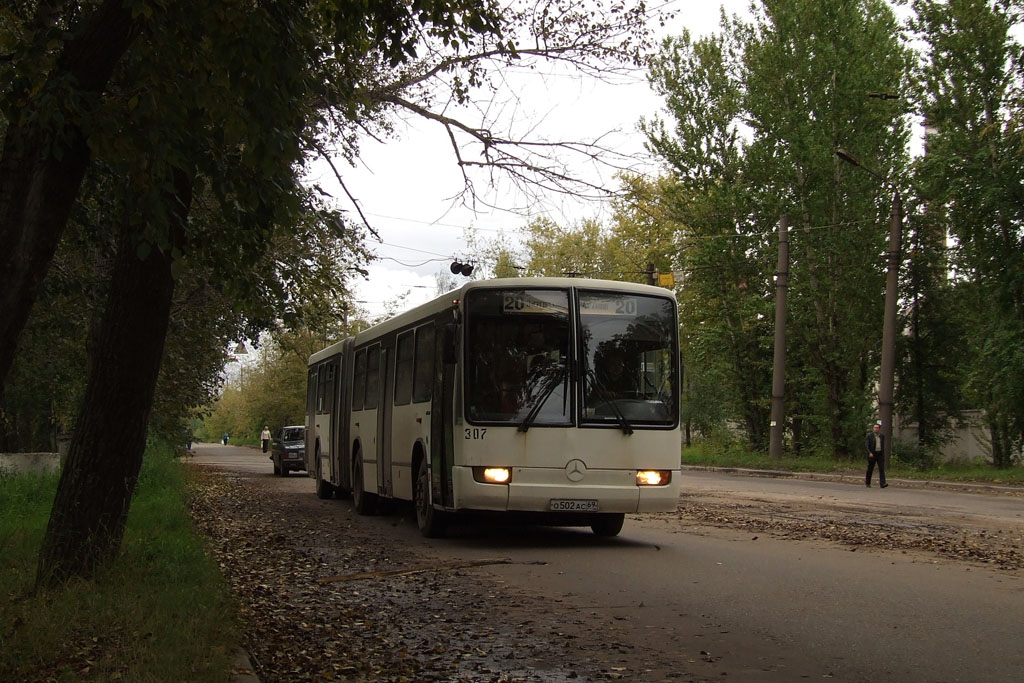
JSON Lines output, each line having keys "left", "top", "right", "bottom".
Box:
{"left": 565, "top": 459, "right": 586, "bottom": 482}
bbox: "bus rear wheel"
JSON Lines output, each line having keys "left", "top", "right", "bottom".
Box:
{"left": 590, "top": 513, "right": 624, "bottom": 537}
{"left": 414, "top": 460, "right": 447, "bottom": 538}
{"left": 352, "top": 453, "right": 377, "bottom": 515}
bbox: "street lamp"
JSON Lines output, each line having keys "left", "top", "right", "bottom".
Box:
{"left": 836, "top": 148, "right": 902, "bottom": 471}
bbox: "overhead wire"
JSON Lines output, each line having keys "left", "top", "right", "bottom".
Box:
{"left": 363, "top": 211, "right": 900, "bottom": 286}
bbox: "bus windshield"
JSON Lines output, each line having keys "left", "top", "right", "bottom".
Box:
{"left": 465, "top": 289, "right": 571, "bottom": 425}
{"left": 579, "top": 291, "right": 677, "bottom": 427}
{"left": 465, "top": 287, "right": 678, "bottom": 429}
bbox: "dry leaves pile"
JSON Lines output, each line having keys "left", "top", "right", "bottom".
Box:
{"left": 186, "top": 464, "right": 1022, "bottom": 682}
{"left": 187, "top": 468, "right": 611, "bottom": 682}
{"left": 675, "top": 492, "right": 1024, "bottom": 571}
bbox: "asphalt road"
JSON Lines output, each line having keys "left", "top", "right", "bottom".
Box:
{"left": 190, "top": 443, "right": 1024, "bottom": 682}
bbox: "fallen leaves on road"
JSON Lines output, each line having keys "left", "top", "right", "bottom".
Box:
{"left": 317, "top": 558, "right": 545, "bottom": 584}
{"left": 676, "top": 493, "right": 1024, "bottom": 571}
{"left": 186, "top": 467, "right": 629, "bottom": 682}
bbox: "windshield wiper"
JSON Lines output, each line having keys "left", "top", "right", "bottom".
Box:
{"left": 518, "top": 365, "right": 567, "bottom": 432}
{"left": 585, "top": 366, "right": 634, "bottom": 435}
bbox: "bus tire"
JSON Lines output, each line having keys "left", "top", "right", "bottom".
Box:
{"left": 415, "top": 459, "right": 447, "bottom": 538}
{"left": 315, "top": 455, "right": 334, "bottom": 500}
{"left": 590, "top": 513, "right": 624, "bottom": 537}
{"left": 352, "top": 452, "right": 377, "bottom": 515}
{"left": 334, "top": 472, "right": 352, "bottom": 500}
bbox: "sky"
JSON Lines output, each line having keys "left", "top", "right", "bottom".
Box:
{"left": 306, "top": 0, "right": 752, "bottom": 320}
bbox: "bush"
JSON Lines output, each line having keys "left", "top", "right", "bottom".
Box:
{"left": 889, "top": 438, "right": 940, "bottom": 472}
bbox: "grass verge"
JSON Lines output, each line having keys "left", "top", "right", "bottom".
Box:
{"left": 0, "top": 442, "right": 240, "bottom": 682}
{"left": 682, "top": 443, "right": 1024, "bottom": 485}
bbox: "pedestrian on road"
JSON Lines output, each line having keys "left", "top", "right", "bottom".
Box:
{"left": 222, "top": 432, "right": 229, "bottom": 446}
{"left": 865, "top": 420, "right": 887, "bottom": 488}
{"left": 261, "top": 425, "right": 271, "bottom": 453}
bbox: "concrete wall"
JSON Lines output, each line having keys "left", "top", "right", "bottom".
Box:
{"left": 0, "top": 452, "right": 61, "bottom": 475}
{"left": 895, "top": 409, "right": 992, "bottom": 462}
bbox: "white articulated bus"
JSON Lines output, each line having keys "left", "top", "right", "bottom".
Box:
{"left": 305, "top": 277, "right": 681, "bottom": 538}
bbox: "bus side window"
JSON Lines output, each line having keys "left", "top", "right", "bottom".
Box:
{"left": 307, "top": 368, "right": 318, "bottom": 418}
{"left": 316, "top": 362, "right": 332, "bottom": 414}
{"left": 352, "top": 349, "right": 367, "bottom": 411}
{"left": 413, "top": 324, "right": 435, "bottom": 403}
{"left": 365, "top": 345, "right": 380, "bottom": 410}
{"left": 324, "top": 361, "right": 336, "bottom": 414}
{"left": 394, "top": 331, "right": 414, "bottom": 406}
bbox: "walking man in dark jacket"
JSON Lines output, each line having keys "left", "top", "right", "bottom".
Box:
{"left": 865, "top": 420, "right": 888, "bottom": 488}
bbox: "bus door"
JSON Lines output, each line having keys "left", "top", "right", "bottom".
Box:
{"left": 305, "top": 366, "right": 318, "bottom": 473}
{"left": 324, "top": 356, "right": 340, "bottom": 484}
{"left": 314, "top": 359, "right": 335, "bottom": 480}
{"left": 334, "top": 339, "right": 354, "bottom": 491}
{"left": 377, "top": 335, "right": 396, "bottom": 497}
{"left": 431, "top": 319, "right": 457, "bottom": 507}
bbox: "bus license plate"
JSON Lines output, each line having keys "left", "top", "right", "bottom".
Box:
{"left": 549, "top": 499, "right": 599, "bottom": 512}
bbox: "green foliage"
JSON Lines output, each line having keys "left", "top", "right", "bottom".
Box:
{"left": 516, "top": 217, "right": 624, "bottom": 278}
{"left": 911, "top": 0, "right": 1024, "bottom": 466}
{"left": 0, "top": 442, "right": 239, "bottom": 681}
{"left": 2, "top": 0, "right": 667, "bottom": 587}
{"left": 891, "top": 437, "right": 940, "bottom": 472}
{"left": 0, "top": 236, "right": 92, "bottom": 451}
{"left": 682, "top": 442, "right": 851, "bottom": 474}
{"left": 683, "top": 440, "right": 1024, "bottom": 484}
{"left": 199, "top": 334, "right": 318, "bottom": 444}
{"left": 638, "top": 0, "right": 914, "bottom": 456}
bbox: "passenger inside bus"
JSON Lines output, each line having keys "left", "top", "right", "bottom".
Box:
{"left": 594, "top": 346, "right": 638, "bottom": 397}
{"left": 467, "top": 316, "right": 568, "bottom": 423}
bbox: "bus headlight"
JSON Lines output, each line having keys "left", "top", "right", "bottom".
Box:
{"left": 636, "top": 470, "right": 671, "bottom": 486}
{"left": 473, "top": 467, "right": 511, "bottom": 484}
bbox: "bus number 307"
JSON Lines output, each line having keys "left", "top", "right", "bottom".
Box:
{"left": 465, "top": 428, "right": 487, "bottom": 440}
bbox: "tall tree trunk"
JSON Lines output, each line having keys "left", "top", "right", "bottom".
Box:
{"left": 988, "top": 413, "right": 1012, "bottom": 470}
{"left": 0, "top": 0, "right": 138, "bottom": 396}
{"left": 36, "top": 171, "right": 192, "bottom": 587}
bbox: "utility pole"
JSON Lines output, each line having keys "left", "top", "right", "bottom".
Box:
{"left": 769, "top": 216, "right": 789, "bottom": 459}
{"left": 879, "top": 190, "right": 902, "bottom": 471}
{"left": 646, "top": 262, "right": 656, "bottom": 286}
{"left": 836, "top": 148, "right": 902, "bottom": 471}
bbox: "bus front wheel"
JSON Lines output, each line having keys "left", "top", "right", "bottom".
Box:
{"left": 352, "top": 453, "right": 377, "bottom": 515}
{"left": 590, "top": 513, "right": 624, "bottom": 537}
{"left": 414, "top": 460, "right": 447, "bottom": 538}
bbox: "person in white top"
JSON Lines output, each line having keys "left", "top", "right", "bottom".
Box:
{"left": 261, "top": 426, "right": 271, "bottom": 453}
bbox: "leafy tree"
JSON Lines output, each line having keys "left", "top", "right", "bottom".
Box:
{"left": 607, "top": 174, "right": 727, "bottom": 445}
{"left": 911, "top": 0, "right": 1024, "bottom": 465}
{"left": 895, "top": 200, "right": 967, "bottom": 450}
{"left": 1, "top": 0, "right": 665, "bottom": 585}
{"left": 0, "top": 229, "right": 92, "bottom": 452}
{"left": 744, "top": 0, "right": 913, "bottom": 456}
{"left": 203, "top": 338, "right": 312, "bottom": 443}
{"left": 10, "top": 0, "right": 506, "bottom": 586}
{"left": 640, "top": 1, "right": 914, "bottom": 456}
{"left": 517, "top": 216, "right": 622, "bottom": 277}
{"left": 642, "top": 27, "right": 774, "bottom": 449}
